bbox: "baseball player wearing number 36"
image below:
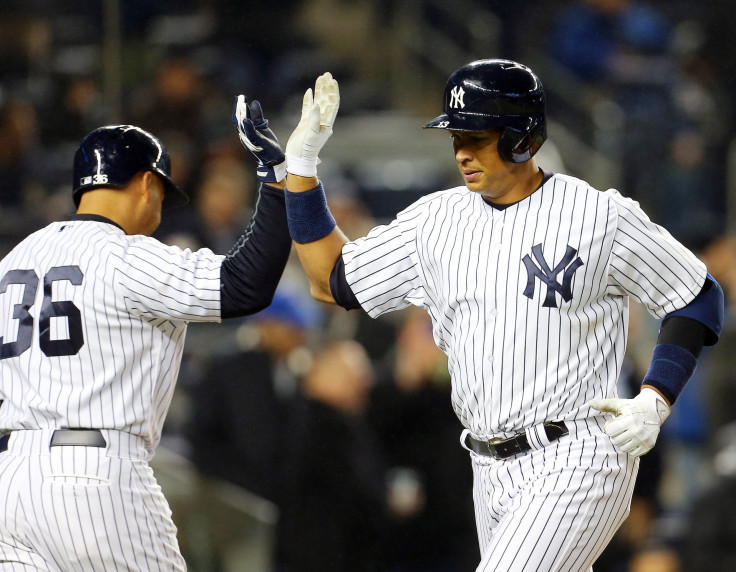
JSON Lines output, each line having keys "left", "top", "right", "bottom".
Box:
{"left": 278, "top": 63, "right": 724, "bottom": 571}
{"left": 0, "top": 93, "right": 292, "bottom": 570}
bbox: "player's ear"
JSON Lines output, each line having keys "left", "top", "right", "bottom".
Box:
{"left": 139, "top": 171, "right": 163, "bottom": 204}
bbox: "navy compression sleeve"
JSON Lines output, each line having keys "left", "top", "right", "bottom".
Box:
{"left": 220, "top": 184, "right": 292, "bottom": 318}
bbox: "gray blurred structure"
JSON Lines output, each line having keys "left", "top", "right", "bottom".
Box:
{"left": 152, "top": 446, "right": 278, "bottom": 572}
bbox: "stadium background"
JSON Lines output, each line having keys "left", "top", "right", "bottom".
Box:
{"left": 2, "top": 1, "right": 736, "bottom": 570}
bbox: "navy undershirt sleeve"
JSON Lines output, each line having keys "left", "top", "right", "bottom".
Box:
{"left": 220, "top": 184, "right": 292, "bottom": 318}
{"left": 330, "top": 255, "right": 362, "bottom": 310}
{"left": 657, "top": 316, "right": 706, "bottom": 357}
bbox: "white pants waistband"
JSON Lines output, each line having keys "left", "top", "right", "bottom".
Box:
{"left": 0, "top": 429, "right": 154, "bottom": 461}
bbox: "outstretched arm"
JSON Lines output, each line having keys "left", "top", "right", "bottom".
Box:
{"left": 220, "top": 95, "right": 292, "bottom": 317}
{"left": 287, "top": 174, "right": 348, "bottom": 304}
{"left": 283, "top": 73, "right": 347, "bottom": 305}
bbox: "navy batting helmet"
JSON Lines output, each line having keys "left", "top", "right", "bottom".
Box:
{"left": 424, "top": 59, "right": 547, "bottom": 163}
{"left": 72, "top": 125, "right": 188, "bottom": 209}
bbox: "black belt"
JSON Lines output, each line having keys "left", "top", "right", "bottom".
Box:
{"left": 465, "top": 422, "right": 568, "bottom": 460}
{"left": 0, "top": 429, "right": 106, "bottom": 452}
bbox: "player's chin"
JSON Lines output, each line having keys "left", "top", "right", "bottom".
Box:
{"left": 463, "top": 180, "right": 486, "bottom": 194}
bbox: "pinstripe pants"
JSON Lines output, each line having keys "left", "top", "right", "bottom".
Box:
{"left": 468, "top": 417, "right": 638, "bottom": 572}
{"left": 0, "top": 430, "right": 186, "bottom": 571}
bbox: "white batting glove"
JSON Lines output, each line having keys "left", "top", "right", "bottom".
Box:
{"left": 285, "top": 72, "right": 340, "bottom": 177}
{"left": 589, "top": 387, "right": 671, "bottom": 457}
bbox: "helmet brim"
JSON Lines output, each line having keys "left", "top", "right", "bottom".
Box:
{"left": 157, "top": 171, "right": 189, "bottom": 210}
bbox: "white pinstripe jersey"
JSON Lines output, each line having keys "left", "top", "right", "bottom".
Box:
{"left": 0, "top": 218, "right": 224, "bottom": 449}
{"left": 342, "top": 173, "right": 707, "bottom": 438}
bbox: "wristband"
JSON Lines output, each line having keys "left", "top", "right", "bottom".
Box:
{"left": 286, "top": 154, "right": 318, "bottom": 178}
{"left": 642, "top": 343, "right": 697, "bottom": 405}
{"left": 284, "top": 182, "right": 336, "bottom": 243}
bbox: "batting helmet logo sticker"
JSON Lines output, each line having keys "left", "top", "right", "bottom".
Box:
{"left": 449, "top": 86, "right": 465, "bottom": 109}
{"left": 522, "top": 244, "right": 584, "bottom": 308}
{"left": 80, "top": 174, "right": 108, "bottom": 186}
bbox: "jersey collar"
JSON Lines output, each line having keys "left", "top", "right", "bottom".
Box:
{"left": 65, "top": 213, "right": 125, "bottom": 233}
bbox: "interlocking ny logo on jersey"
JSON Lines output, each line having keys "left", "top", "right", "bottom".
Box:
{"left": 522, "top": 244, "right": 584, "bottom": 308}
{"left": 449, "top": 86, "right": 465, "bottom": 109}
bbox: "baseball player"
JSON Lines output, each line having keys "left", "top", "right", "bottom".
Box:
{"left": 0, "top": 93, "right": 290, "bottom": 570}
{"left": 280, "top": 64, "right": 724, "bottom": 571}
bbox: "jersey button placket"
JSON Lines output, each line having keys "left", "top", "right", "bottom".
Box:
{"left": 486, "top": 308, "right": 498, "bottom": 363}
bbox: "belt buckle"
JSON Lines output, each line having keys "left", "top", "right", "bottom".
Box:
{"left": 487, "top": 435, "right": 522, "bottom": 459}
{"left": 486, "top": 436, "right": 507, "bottom": 459}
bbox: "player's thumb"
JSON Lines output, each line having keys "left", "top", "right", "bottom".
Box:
{"left": 589, "top": 398, "right": 623, "bottom": 415}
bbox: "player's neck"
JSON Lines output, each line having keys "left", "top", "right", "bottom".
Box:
{"left": 480, "top": 164, "right": 544, "bottom": 205}
{"left": 77, "top": 190, "right": 138, "bottom": 235}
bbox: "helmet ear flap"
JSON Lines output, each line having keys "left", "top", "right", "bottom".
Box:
{"left": 497, "top": 119, "right": 547, "bottom": 163}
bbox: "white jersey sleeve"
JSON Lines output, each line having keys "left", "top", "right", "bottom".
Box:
{"left": 116, "top": 236, "right": 224, "bottom": 323}
{"left": 604, "top": 189, "right": 707, "bottom": 319}
{"left": 342, "top": 195, "right": 437, "bottom": 317}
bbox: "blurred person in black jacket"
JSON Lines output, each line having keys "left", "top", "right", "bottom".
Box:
{"left": 275, "top": 338, "right": 387, "bottom": 572}
{"left": 187, "top": 282, "right": 319, "bottom": 503}
{"left": 680, "top": 422, "right": 736, "bottom": 571}
{"left": 367, "top": 307, "right": 478, "bottom": 572}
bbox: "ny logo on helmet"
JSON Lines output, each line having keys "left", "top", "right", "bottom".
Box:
{"left": 449, "top": 86, "right": 465, "bottom": 109}
{"left": 522, "top": 244, "right": 584, "bottom": 308}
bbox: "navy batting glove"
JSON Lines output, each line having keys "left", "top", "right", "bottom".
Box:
{"left": 233, "top": 95, "right": 287, "bottom": 183}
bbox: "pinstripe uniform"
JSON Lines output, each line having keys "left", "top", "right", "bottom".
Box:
{"left": 341, "top": 172, "right": 706, "bottom": 571}
{"left": 0, "top": 218, "right": 225, "bottom": 570}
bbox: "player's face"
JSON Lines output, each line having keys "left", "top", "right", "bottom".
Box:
{"left": 451, "top": 129, "right": 525, "bottom": 202}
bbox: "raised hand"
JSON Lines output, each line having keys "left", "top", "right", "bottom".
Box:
{"left": 285, "top": 72, "right": 340, "bottom": 177}
{"left": 233, "top": 95, "right": 286, "bottom": 184}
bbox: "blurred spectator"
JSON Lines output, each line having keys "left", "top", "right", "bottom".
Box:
{"left": 41, "top": 76, "right": 104, "bottom": 147}
{"left": 0, "top": 98, "right": 48, "bottom": 254}
{"left": 0, "top": 10, "right": 50, "bottom": 82}
{"left": 186, "top": 281, "right": 319, "bottom": 504}
{"left": 550, "top": 0, "right": 673, "bottom": 83}
{"left": 680, "top": 422, "right": 736, "bottom": 571}
{"left": 193, "top": 156, "right": 254, "bottom": 253}
{"left": 0, "top": 98, "right": 42, "bottom": 209}
{"left": 628, "top": 542, "right": 681, "bottom": 572}
{"left": 701, "top": 0, "right": 736, "bottom": 135}
{"left": 274, "top": 338, "right": 387, "bottom": 572}
{"left": 650, "top": 129, "right": 723, "bottom": 250}
{"left": 695, "top": 234, "right": 736, "bottom": 441}
{"left": 209, "top": 0, "right": 311, "bottom": 112}
{"left": 155, "top": 155, "right": 255, "bottom": 253}
{"left": 131, "top": 55, "right": 207, "bottom": 142}
{"left": 367, "top": 307, "right": 478, "bottom": 572}
{"left": 549, "top": 0, "right": 677, "bottom": 200}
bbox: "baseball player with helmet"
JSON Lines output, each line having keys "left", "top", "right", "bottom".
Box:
{"left": 0, "top": 91, "right": 292, "bottom": 570}
{"left": 278, "top": 63, "right": 724, "bottom": 571}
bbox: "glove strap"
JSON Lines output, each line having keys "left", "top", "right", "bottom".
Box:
{"left": 257, "top": 161, "right": 287, "bottom": 184}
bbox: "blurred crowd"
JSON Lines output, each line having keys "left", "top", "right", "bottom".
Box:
{"left": 3, "top": 0, "right": 736, "bottom": 571}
